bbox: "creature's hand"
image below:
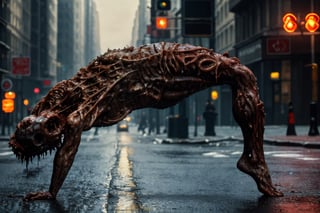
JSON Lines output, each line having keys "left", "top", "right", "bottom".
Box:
{"left": 23, "top": 191, "right": 54, "bottom": 201}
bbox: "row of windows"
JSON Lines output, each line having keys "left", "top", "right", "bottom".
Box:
{"left": 215, "top": 0, "right": 231, "bottom": 26}
{"left": 215, "top": 0, "right": 235, "bottom": 52}
{"left": 215, "top": 24, "right": 235, "bottom": 52}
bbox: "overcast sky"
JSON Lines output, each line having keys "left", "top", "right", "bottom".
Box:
{"left": 95, "top": 0, "right": 140, "bottom": 52}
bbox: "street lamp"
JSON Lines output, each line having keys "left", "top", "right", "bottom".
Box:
{"left": 282, "top": 11, "right": 320, "bottom": 136}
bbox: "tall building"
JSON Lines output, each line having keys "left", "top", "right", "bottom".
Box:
{"left": 57, "top": 0, "right": 85, "bottom": 81}
{"left": 131, "top": 0, "right": 150, "bottom": 46}
{"left": 30, "top": 0, "right": 58, "bottom": 82}
{"left": 0, "top": 0, "right": 32, "bottom": 76}
{"left": 0, "top": 0, "right": 58, "bottom": 130}
{"left": 0, "top": 0, "right": 100, "bottom": 131}
{"left": 58, "top": 0, "right": 100, "bottom": 81}
{"left": 84, "top": 0, "right": 101, "bottom": 62}
{"left": 230, "top": 0, "right": 320, "bottom": 124}
{"left": 214, "top": 0, "right": 236, "bottom": 125}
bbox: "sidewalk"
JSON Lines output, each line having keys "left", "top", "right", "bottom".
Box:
{"left": 154, "top": 125, "right": 320, "bottom": 149}
{"left": 1, "top": 125, "right": 319, "bottom": 148}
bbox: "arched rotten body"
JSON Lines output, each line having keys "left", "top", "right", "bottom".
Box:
{"left": 9, "top": 42, "right": 283, "bottom": 200}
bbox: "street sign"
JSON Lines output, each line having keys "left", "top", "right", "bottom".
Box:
{"left": 267, "top": 38, "right": 290, "bottom": 55}
{"left": 1, "top": 78, "right": 13, "bottom": 91}
{"left": 12, "top": 57, "right": 31, "bottom": 76}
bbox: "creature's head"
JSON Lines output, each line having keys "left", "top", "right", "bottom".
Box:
{"left": 9, "top": 112, "right": 65, "bottom": 162}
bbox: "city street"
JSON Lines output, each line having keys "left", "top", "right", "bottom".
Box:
{"left": 0, "top": 126, "right": 320, "bottom": 212}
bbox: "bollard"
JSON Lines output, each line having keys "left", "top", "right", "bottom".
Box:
{"left": 308, "top": 101, "right": 319, "bottom": 136}
{"left": 286, "top": 102, "right": 296, "bottom": 136}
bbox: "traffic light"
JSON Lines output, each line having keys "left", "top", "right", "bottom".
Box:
{"left": 182, "top": 0, "right": 214, "bottom": 37}
{"left": 282, "top": 13, "right": 298, "bottom": 33}
{"left": 2, "top": 99, "right": 14, "bottom": 113}
{"left": 157, "top": 0, "right": 171, "bottom": 11}
{"left": 156, "top": 16, "right": 168, "bottom": 29}
{"left": 305, "top": 13, "right": 319, "bottom": 32}
{"left": 2, "top": 91, "right": 16, "bottom": 113}
{"left": 4, "top": 91, "right": 16, "bottom": 99}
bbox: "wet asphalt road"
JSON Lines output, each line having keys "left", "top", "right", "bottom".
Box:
{"left": 0, "top": 126, "right": 320, "bottom": 212}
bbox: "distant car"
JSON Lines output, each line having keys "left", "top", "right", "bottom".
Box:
{"left": 117, "top": 120, "right": 129, "bottom": 132}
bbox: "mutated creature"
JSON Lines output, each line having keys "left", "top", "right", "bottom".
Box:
{"left": 9, "top": 42, "right": 283, "bottom": 200}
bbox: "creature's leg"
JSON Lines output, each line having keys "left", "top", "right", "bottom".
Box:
{"left": 232, "top": 89, "right": 283, "bottom": 197}
{"left": 24, "top": 128, "right": 82, "bottom": 201}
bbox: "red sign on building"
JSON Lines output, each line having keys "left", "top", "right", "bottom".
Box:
{"left": 266, "top": 38, "right": 291, "bottom": 55}
{"left": 12, "top": 57, "right": 31, "bottom": 76}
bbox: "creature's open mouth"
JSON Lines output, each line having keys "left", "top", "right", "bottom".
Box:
{"left": 9, "top": 135, "right": 62, "bottom": 164}
{"left": 9, "top": 113, "right": 65, "bottom": 164}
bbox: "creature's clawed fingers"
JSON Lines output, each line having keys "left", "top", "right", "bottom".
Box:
{"left": 23, "top": 191, "right": 54, "bottom": 201}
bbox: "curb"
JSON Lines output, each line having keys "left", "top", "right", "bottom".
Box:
{"left": 0, "top": 136, "right": 9, "bottom": 142}
{"left": 154, "top": 135, "right": 320, "bottom": 149}
{"left": 154, "top": 136, "right": 234, "bottom": 144}
{"left": 264, "top": 137, "right": 320, "bottom": 149}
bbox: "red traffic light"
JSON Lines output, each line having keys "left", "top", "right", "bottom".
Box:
{"left": 305, "top": 13, "right": 319, "bottom": 32}
{"left": 282, "top": 13, "right": 298, "bottom": 33}
{"left": 156, "top": 17, "right": 168, "bottom": 29}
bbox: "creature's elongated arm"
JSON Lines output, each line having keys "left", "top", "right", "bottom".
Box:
{"left": 24, "top": 127, "right": 82, "bottom": 201}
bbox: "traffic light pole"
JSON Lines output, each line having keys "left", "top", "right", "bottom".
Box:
{"left": 308, "top": 33, "right": 319, "bottom": 136}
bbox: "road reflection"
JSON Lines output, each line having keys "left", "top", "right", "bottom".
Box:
{"left": 265, "top": 150, "right": 320, "bottom": 161}
{"left": 114, "top": 133, "right": 140, "bottom": 211}
{"left": 258, "top": 196, "right": 320, "bottom": 213}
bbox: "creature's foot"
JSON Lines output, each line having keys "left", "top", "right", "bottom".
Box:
{"left": 23, "top": 191, "right": 55, "bottom": 201}
{"left": 237, "top": 155, "right": 283, "bottom": 197}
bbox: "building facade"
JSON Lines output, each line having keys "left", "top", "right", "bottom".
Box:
{"left": 230, "top": 0, "right": 320, "bottom": 125}
{"left": 57, "top": 0, "right": 100, "bottom": 81}
{"left": 0, "top": 0, "right": 58, "bottom": 124}
{"left": 1, "top": 0, "right": 100, "bottom": 132}
{"left": 215, "top": 0, "right": 236, "bottom": 125}
{"left": 84, "top": 0, "right": 101, "bottom": 62}
{"left": 57, "top": 0, "right": 85, "bottom": 81}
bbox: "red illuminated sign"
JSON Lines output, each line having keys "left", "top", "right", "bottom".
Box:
{"left": 267, "top": 38, "right": 290, "bottom": 55}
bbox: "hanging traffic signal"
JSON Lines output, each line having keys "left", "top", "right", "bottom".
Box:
{"left": 4, "top": 91, "right": 16, "bottom": 99}
{"left": 282, "top": 13, "right": 298, "bottom": 33}
{"left": 156, "top": 16, "right": 168, "bottom": 29}
{"left": 182, "top": 0, "right": 213, "bottom": 37}
{"left": 305, "top": 13, "right": 319, "bottom": 32}
{"left": 157, "top": 0, "right": 171, "bottom": 11}
{"left": 2, "top": 99, "right": 14, "bottom": 113}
